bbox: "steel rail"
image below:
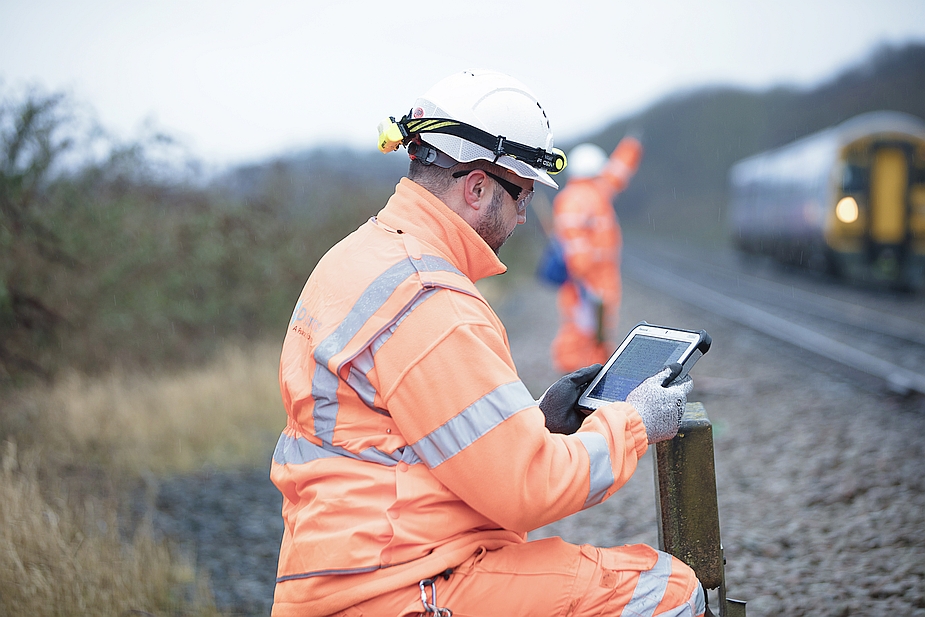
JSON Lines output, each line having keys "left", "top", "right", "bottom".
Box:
{"left": 623, "top": 254, "right": 925, "bottom": 396}
{"left": 683, "top": 255, "right": 925, "bottom": 346}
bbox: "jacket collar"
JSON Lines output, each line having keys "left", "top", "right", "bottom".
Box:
{"left": 376, "top": 178, "right": 507, "bottom": 282}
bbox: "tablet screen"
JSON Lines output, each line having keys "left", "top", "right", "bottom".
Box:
{"left": 586, "top": 335, "right": 691, "bottom": 402}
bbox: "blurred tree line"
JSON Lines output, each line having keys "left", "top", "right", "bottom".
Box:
{"left": 0, "top": 87, "right": 399, "bottom": 387}
{"left": 2, "top": 41, "right": 922, "bottom": 387}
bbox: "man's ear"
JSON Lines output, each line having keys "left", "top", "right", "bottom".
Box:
{"left": 460, "top": 169, "right": 491, "bottom": 213}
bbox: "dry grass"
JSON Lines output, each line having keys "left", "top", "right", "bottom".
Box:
{"left": 0, "top": 441, "right": 220, "bottom": 616}
{"left": 0, "top": 341, "right": 285, "bottom": 616}
{"left": 8, "top": 341, "right": 284, "bottom": 476}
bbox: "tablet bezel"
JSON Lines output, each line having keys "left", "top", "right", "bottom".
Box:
{"left": 577, "top": 323, "right": 708, "bottom": 410}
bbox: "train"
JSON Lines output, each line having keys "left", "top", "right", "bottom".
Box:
{"left": 728, "top": 111, "right": 925, "bottom": 289}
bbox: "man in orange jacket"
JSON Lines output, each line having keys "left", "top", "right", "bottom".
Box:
{"left": 551, "top": 139, "right": 642, "bottom": 373}
{"left": 270, "top": 69, "right": 704, "bottom": 617}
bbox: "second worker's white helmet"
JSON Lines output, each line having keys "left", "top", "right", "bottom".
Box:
{"left": 567, "top": 143, "right": 608, "bottom": 180}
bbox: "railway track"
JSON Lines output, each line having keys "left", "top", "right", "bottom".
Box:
{"left": 622, "top": 242, "right": 925, "bottom": 395}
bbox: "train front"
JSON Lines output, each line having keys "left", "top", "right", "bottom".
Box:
{"left": 730, "top": 111, "right": 925, "bottom": 289}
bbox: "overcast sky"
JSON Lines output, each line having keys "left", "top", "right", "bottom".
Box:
{"left": 2, "top": 0, "right": 924, "bottom": 170}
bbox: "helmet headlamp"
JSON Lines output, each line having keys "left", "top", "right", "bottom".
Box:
{"left": 377, "top": 117, "right": 407, "bottom": 154}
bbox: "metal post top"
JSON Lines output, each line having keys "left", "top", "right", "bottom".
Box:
{"left": 680, "top": 402, "right": 712, "bottom": 431}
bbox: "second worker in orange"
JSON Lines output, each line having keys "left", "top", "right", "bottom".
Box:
{"left": 551, "top": 137, "right": 643, "bottom": 373}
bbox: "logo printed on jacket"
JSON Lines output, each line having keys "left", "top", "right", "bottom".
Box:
{"left": 289, "top": 299, "right": 321, "bottom": 343}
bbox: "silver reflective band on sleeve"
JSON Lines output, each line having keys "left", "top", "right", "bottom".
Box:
{"left": 272, "top": 431, "right": 421, "bottom": 467}
{"left": 412, "top": 381, "right": 535, "bottom": 468}
{"left": 576, "top": 432, "right": 615, "bottom": 508}
{"left": 626, "top": 551, "right": 672, "bottom": 617}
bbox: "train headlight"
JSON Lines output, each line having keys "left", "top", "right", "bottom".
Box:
{"left": 835, "top": 196, "right": 859, "bottom": 224}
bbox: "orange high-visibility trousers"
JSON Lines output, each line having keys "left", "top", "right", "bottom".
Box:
{"left": 327, "top": 538, "right": 705, "bottom": 617}
{"left": 552, "top": 280, "right": 616, "bottom": 372}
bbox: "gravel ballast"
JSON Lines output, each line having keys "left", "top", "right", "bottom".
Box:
{"left": 152, "top": 275, "right": 925, "bottom": 617}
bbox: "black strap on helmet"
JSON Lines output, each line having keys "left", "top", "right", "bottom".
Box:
{"left": 385, "top": 112, "right": 566, "bottom": 175}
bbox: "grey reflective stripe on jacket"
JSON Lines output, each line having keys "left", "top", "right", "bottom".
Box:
{"left": 310, "top": 254, "right": 473, "bottom": 446}
{"left": 273, "top": 431, "right": 420, "bottom": 467}
{"left": 273, "top": 251, "right": 617, "bottom": 509}
{"left": 410, "top": 380, "right": 536, "bottom": 468}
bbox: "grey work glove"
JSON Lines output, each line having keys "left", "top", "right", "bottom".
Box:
{"left": 626, "top": 365, "right": 693, "bottom": 444}
{"left": 538, "top": 364, "right": 602, "bottom": 435}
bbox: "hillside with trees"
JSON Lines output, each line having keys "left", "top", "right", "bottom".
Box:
{"left": 593, "top": 42, "right": 925, "bottom": 242}
{"left": 1, "top": 42, "right": 923, "bottom": 386}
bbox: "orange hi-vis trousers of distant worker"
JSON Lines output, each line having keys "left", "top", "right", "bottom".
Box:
{"left": 328, "top": 538, "right": 705, "bottom": 617}
{"left": 553, "top": 277, "right": 619, "bottom": 371}
{"left": 552, "top": 137, "right": 641, "bottom": 373}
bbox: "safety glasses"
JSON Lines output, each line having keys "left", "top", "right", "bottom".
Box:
{"left": 452, "top": 169, "right": 535, "bottom": 209}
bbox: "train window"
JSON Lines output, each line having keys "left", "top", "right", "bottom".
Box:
{"left": 912, "top": 165, "right": 925, "bottom": 185}
{"left": 841, "top": 164, "right": 868, "bottom": 193}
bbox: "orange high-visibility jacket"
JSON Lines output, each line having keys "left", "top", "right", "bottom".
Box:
{"left": 550, "top": 178, "right": 623, "bottom": 372}
{"left": 553, "top": 136, "right": 642, "bottom": 308}
{"left": 270, "top": 178, "right": 649, "bottom": 617}
{"left": 553, "top": 178, "right": 623, "bottom": 305}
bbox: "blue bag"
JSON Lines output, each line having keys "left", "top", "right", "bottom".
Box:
{"left": 536, "top": 236, "right": 569, "bottom": 286}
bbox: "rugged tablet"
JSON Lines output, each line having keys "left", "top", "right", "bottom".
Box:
{"left": 578, "top": 322, "right": 711, "bottom": 410}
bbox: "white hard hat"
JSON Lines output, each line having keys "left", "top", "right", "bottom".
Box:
{"left": 379, "top": 69, "right": 567, "bottom": 188}
{"left": 567, "top": 143, "right": 608, "bottom": 179}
